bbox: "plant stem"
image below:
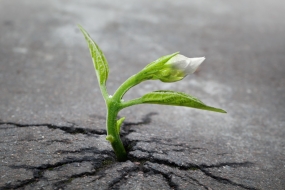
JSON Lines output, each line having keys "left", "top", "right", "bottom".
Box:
{"left": 106, "top": 100, "right": 127, "bottom": 161}
{"left": 105, "top": 70, "right": 147, "bottom": 161}
{"left": 113, "top": 71, "right": 145, "bottom": 101}
{"left": 120, "top": 98, "right": 143, "bottom": 109}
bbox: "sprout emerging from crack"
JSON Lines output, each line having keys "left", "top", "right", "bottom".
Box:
{"left": 78, "top": 25, "right": 226, "bottom": 161}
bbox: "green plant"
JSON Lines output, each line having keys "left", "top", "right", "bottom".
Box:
{"left": 78, "top": 25, "right": 226, "bottom": 161}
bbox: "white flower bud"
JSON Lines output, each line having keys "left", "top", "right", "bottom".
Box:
{"left": 141, "top": 53, "right": 205, "bottom": 83}
{"left": 166, "top": 54, "right": 205, "bottom": 75}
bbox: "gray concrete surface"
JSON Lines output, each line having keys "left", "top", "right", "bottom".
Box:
{"left": 1, "top": 0, "right": 285, "bottom": 189}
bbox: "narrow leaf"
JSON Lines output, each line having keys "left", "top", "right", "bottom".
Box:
{"left": 78, "top": 25, "right": 109, "bottom": 85}
{"left": 116, "top": 117, "right": 125, "bottom": 134}
{"left": 144, "top": 52, "right": 179, "bottom": 70}
{"left": 141, "top": 90, "right": 226, "bottom": 113}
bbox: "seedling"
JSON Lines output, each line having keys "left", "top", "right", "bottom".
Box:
{"left": 78, "top": 25, "right": 226, "bottom": 161}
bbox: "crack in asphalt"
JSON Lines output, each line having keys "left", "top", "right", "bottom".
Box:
{"left": 52, "top": 161, "right": 114, "bottom": 190}
{"left": 144, "top": 165, "right": 214, "bottom": 190}
{"left": 128, "top": 147, "right": 258, "bottom": 190}
{"left": 0, "top": 121, "right": 106, "bottom": 136}
{"left": 0, "top": 114, "right": 259, "bottom": 190}
{"left": 184, "top": 173, "right": 211, "bottom": 190}
{"left": 107, "top": 166, "right": 139, "bottom": 189}
{"left": 54, "top": 147, "right": 115, "bottom": 157}
{"left": 52, "top": 170, "right": 102, "bottom": 190}
{"left": 199, "top": 167, "right": 258, "bottom": 190}
{"left": 3, "top": 155, "right": 115, "bottom": 189}
{"left": 143, "top": 167, "right": 179, "bottom": 190}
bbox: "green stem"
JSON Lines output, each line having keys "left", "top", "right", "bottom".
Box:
{"left": 104, "top": 70, "right": 148, "bottom": 161}
{"left": 113, "top": 71, "right": 145, "bottom": 101}
{"left": 120, "top": 98, "right": 143, "bottom": 109}
{"left": 106, "top": 100, "right": 127, "bottom": 161}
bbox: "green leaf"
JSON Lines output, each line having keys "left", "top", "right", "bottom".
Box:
{"left": 141, "top": 90, "right": 226, "bottom": 113}
{"left": 144, "top": 52, "right": 179, "bottom": 70}
{"left": 78, "top": 25, "right": 109, "bottom": 85}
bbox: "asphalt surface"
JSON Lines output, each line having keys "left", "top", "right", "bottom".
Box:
{"left": 0, "top": 0, "right": 285, "bottom": 189}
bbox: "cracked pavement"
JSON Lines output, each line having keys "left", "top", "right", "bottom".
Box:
{"left": 0, "top": 0, "right": 285, "bottom": 189}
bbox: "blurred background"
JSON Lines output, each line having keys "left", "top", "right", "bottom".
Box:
{"left": 1, "top": 0, "right": 284, "bottom": 123}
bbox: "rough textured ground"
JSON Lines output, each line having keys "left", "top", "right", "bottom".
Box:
{"left": 1, "top": 0, "right": 285, "bottom": 189}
